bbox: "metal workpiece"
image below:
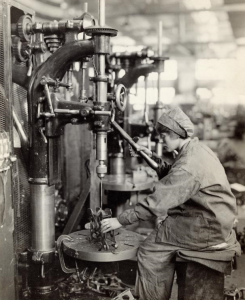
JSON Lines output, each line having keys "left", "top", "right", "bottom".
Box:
{"left": 30, "top": 184, "right": 55, "bottom": 255}
{"left": 62, "top": 229, "right": 144, "bottom": 262}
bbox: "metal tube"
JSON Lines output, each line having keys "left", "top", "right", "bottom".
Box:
{"left": 30, "top": 184, "right": 55, "bottom": 251}
{"left": 144, "top": 75, "right": 148, "bottom": 122}
{"left": 96, "top": 131, "right": 108, "bottom": 179}
{"left": 98, "top": 0, "right": 105, "bottom": 26}
{"left": 97, "top": 54, "right": 107, "bottom": 103}
{"left": 84, "top": 2, "right": 88, "bottom": 12}
{"left": 96, "top": 132, "right": 107, "bottom": 161}
{"left": 158, "top": 21, "right": 162, "bottom": 58}
{"left": 157, "top": 21, "right": 162, "bottom": 104}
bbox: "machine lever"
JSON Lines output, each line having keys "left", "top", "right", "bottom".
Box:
{"left": 111, "top": 120, "right": 159, "bottom": 170}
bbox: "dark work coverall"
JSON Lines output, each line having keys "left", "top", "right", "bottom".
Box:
{"left": 117, "top": 137, "right": 241, "bottom": 300}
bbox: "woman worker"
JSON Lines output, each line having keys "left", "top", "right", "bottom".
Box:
{"left": 101, "top": 106, "right": 241, "bottom": 300}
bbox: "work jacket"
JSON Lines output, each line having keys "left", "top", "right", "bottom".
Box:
{"left": 118, "top": 137, "right": 240, "bottom": 251}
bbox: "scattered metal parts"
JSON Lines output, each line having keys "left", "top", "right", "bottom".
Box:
{"left": 58, "top": 267, "right": 133, "bottom": 299}
{"left": 112, "top": 289, "right": 135, "bottom": 300}
{"left": 224, "top": 287, "right": 245, "bottom": 300}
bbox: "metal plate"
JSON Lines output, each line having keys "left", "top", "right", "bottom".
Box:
{"left": 103, "top": 174, "right": 154, "bottom": 191}
{"left": 63, "top": 229, "right": 144, "bottom": 262}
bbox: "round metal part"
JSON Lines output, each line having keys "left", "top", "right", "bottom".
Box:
{"left": 62, "top": 229, "right": 144, "bottom": 262}
{"left": 12, "top": 36, "right": 29, "bottom": 62}
{"left": 109, "top": 153, "right": 125, "bottom": 175}
{"left": 115, "top": 84, "right": 127, "bottom": 112}
{"left": 103, "top": 174, "right": 154, "bottom": 191}
{"left": 30, "top": 184, "right": 55, "bottom": 252}
{"left": 17, "top": 15, "right": 33, "bottom": 42}
{"left": 28, "top": 285, "right": 57, "bottom": 296}
{"left": 81, "top": 12, "right": 96, "bottom": 29}
{"left": 85, "top": 26, "right": 118, "bottom": 37}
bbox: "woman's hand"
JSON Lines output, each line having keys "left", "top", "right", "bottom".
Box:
{"left": 136, "top": 145, "right": 152, "bottom": 157}
{"left": 101, "top": 218, "right": 122, "bottom": 233}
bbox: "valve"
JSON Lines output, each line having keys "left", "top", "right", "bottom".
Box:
{"left": 114, "top": 84, "right": 127, "bottom": 112}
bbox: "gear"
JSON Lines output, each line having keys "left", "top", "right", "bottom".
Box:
{"left": 85, "top": 26, "right": 117, "bottom": 37}
{"left": 17, "top": 15, "right": 33, "bottom": 42}
{"left": 12, "top": 36, "right": 29, "bottom": 62}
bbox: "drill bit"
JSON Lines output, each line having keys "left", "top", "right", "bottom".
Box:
{"left": 100, "top": 178, "right": 103, "bottom": 209}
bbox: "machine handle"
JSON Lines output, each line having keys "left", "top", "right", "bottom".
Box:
{"left": 111, "top": 120, "right": 159, "bottom": 170}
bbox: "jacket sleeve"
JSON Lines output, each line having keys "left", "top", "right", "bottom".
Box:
{"left": 117, "top": 167, "right": 200, "bottom": 225}
{"left": 151, "top": 152, "right": 172, "bottom": 179}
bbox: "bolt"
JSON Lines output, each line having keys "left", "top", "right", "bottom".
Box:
{"left": 80, "top": 109, "right": 90, "bottom": 117}
{"left": 71, "top": 118, "right": 78, "bottom": 124}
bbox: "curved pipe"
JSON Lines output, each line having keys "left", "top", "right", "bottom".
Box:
{"left": 116, "top": 64, "right": 157, "bottom": 89}
{"left": 27, "top": 39, "right": 95, "bottom": 179}
{"left": 28, "top": 39, "right": 94, "bottom": 122}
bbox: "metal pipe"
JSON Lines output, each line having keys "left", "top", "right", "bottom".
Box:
{"left": 158, "top": 21, "right": 162, "bottom": 59}
{"left": 97, "top": 55, "right": 107, "bottom": 103}
{"left": 84, "top": 2, "right": 88, "bottom": 12}
{"left": 30, "top": 184, "right": 55, "bottom": 252}
{"left": 144, "top": 75, "right": 148, "bottom": 123}
{"left": 157, "top": 21, "right": 162, "bottom": 104}
{"left": 98, "top": 0, "right": 105, "bottom": 26}
{"left": 155, "top": 21, "right": 164, "bottom": 156}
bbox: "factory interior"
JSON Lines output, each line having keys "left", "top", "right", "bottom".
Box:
{"left": 1, "top": 0, "right": 245, "bottom": 299}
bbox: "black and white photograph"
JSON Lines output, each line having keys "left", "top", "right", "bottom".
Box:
{"left": 1, "top": 0, "right": 245, "bottom": 299}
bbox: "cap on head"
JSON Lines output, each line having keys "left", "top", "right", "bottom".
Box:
{"left": 157, "top": 106, "right": 194, "bottom": 138}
